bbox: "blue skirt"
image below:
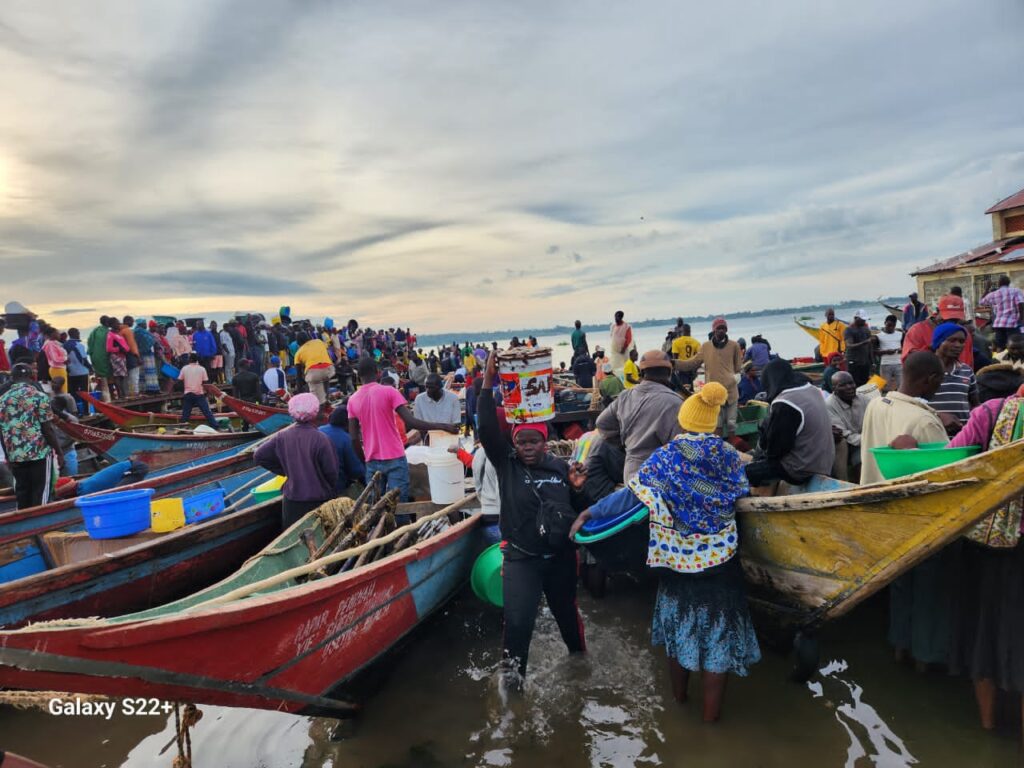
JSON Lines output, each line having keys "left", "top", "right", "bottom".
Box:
{"left": 651, "top": 557, "right": 761, "bottom": 676}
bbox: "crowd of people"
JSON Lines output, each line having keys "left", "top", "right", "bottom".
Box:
{"left": 2, "top": 285, "right": 1024, "bottom": 734}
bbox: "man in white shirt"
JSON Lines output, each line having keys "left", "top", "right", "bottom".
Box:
{"left": 413, "top": 374, "right": 462, "bottom": 435}
{"left": 262, "top": 355, "right": 289, "bottom": 401}
{"left": 875, "top": 314, "right": 904, "bottom": 390}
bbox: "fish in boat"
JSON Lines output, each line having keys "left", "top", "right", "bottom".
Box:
{"left": 0, "top": 495, "right": 482, "bottom": 716}
{"left": 205, "top": 385, "right": 296, "bottom": 436}
{"left": 55, "top": 418, "right": 258, "bottom": 471}
{"left": 0, "top": 465, "right": 278, "bottom": 626}
{"left": 0, "top": 442, "right": 258, "bottom": 552}
{"left": 80, "top": 391, "right": 242, "bottom": 430}
{"left": 736, "top": 438, "right": 1024, "bottom": 632}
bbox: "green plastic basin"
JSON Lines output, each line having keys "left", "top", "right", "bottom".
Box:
{"left": 869, "top": 442, "right": 981, "bottom": 480}
{"left": 470, "top": 543, "right": 503, "bottom": 607}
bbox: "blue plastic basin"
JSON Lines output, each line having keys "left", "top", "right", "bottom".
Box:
{"left": 76, "top": 488, "right": 154, "bottom": 539}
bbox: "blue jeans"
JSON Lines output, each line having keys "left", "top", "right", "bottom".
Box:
{"left": 180, "top": 392, "right": 219, "bottom": 429}
{"left": 366, "top": 457, "right": 410, "bottom": 503}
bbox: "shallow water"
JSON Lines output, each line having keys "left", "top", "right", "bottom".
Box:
{"left": 0, "top": 574, "right": 1017, "bottom": 768}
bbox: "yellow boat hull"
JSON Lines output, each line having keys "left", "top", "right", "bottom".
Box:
{"left": 737, "top": 439, "right": 1024, "bottom": 629}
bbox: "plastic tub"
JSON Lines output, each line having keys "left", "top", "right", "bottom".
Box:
{"left": 869, "top": 442, "right": 981, "bottom": 480}
{"left": 76, "top": 488, "right": 155, "bottom": 539}
{"left": 427, "top": 430, "right": 460, "bottom": 452}
{"left": 151, "top": 497, "right": 186, "bottom": 532}
{"left": 424, "top": 455, "right": 464, "bottom": 505}
{"left": 471, "top": 543, "right": 503, "bottom": 607}
{"left": 250, "top": 475, "right": 286, "bottom": 503}
{"left": 182, "top": 488, "right": 226, "bottom": 524}
{"left": 497, "top": 347, "right": 554, "bottom": 423}
{"left": 160, "top": 363, "right": 180, "bottom": 379}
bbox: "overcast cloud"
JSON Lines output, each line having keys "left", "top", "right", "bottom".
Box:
{"left": 1, "top": 0, "right": 1022, "bottom": 333}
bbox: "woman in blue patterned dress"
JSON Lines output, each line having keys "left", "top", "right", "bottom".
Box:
{"left": 571, "top": 382, "right": 760, "bottom": 721}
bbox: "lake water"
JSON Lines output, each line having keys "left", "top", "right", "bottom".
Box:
{"left": 526, "top": 306, "right": 879, "bottom": 369}
{"left": 0, "top": 579, "right": 1016, "bottom": 768}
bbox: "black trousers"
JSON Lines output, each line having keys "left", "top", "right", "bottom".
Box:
{"left": 502, "top": 547, "right": 585, "bottom": 678}
{"left": 994, "top": 327, "right": 1012, "bottom": 350}
{"left": 847, "top": 361, "right": 871, "bottom": 387}
{"left": 68, "top": 375, "right": 90, "bottom": 414}
{"left": 282, "top": 498, "right": 327, "bottom": 530}
{"left": 11, "top": 455, "right": 54, "bottom": 510}
{"left": 745, "top": 457, "right": 806, "bottom": 487}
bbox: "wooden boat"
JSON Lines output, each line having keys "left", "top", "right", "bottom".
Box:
{"left": 736, "top": 438, "right": 1024, "bottom": 631}
{"left": 80, "top": 392, "right": 242, "bottom": 430}
{"left": 56, "top": 419, "right": 257, "bottom": 471}
{"left": 0, "top": 496, "right": 482, "bottom": 715}
{"left": 0, "top": 442, "right": 257, "bottom": 544}
{"left": 206, "top": 385, "right": 295, "bottom": 435}
{"left": 0, "top": 465, "right": 277, "bottom": 626}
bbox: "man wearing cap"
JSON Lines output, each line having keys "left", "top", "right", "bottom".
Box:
{"left": 596, "top": 350, "right": 683, "bottom": 479}
{"left": 263, "top": 355, "right": 289, "bottom": 401}
{"left": 0, "top": 363, "right": 66, "bottom": 509}
{"left": 674, "top": 318, "right": 743, "bottom": 438}
{"left": 901, "top": 313, "right": 973, "bottom": 369}
{"left": 936, "top": 286, "right": 968, "bottom": 323}
{"left": 843, "top": 311, "right": 874, "bottom": 387}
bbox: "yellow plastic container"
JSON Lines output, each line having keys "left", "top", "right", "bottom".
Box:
{"left": 150, "top": 497, "right": 186, "bottom": 532}
{"left": 251, "top": 475, "right": 287, "bottom": 503}
{"left": 868, "top": 373, "right": 887, "bottom": 390}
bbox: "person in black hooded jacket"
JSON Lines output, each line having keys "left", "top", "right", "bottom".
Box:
{"left": 478, "top": 351, "right": 590, "bottom": 684}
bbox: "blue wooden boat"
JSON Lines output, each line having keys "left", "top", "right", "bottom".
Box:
{"left": 0, "top": 464, "right": 279, "bottom": 627}
{"left": 57, "top": 418, "right": 257, "bottom": 471}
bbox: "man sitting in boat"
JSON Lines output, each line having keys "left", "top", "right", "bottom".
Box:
{"left": 745, "top": 359, "right": 834, "bottom": 494}
{"left": 826, "top": 371, "right": 867, "bottom": 482}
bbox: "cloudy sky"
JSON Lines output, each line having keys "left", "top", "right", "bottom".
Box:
{"left": 1, "top": 0, "right": 1022, "bottom": 334}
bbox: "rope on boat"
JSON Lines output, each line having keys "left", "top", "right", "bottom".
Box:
{"left": 546, "top": 439, "right": 578, "bottom": 459}
{"left": 0, "top": 690, "right": 112, "bottom": 710}
{"left": 190, "top": 493, "right": 479, "bottom": 609}
{"left": 18, "top": 615, "right": 106, "bottom": 631}
{"left": 172, "top": 702, "right": 202, "bottom": 768}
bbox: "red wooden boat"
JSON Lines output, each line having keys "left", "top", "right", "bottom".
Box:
{"left": 0, "top": 498, "right": 481, "bottom": 716}
{"left": 80, "top": 391, "right": 242, "bottom": 430}
{"left": 205, "top": 385, "right": 295, "bottom": 435}
{"left": 56, "top": 418, "right": 257, "bottom": 471}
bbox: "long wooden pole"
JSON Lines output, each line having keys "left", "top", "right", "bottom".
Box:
{"left": 191, "top": 493, "right": 478, "bottom": 610}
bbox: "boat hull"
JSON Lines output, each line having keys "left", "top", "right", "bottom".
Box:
{"left": 0, "top": 489, "right": 278, "bottom": 627}
{"left": 736, "top": 440, "right": 1024, "bottom": 630}
{"left": 57, "top": 419, "right": 256, "bottom": 471}
{"left": 0, "top": 514, "right": 481, "bottom": 714}
{"left": 81, "top": 392, "right": 242, "bottom": 430}
{"left": 206, "top": 386, "right": 292, "bottom": 435}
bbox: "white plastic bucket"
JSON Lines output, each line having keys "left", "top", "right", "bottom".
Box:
{"left": 427, "top": 430, "right": 460, "bottom": 453}
{"left": 497, "top": 347, "right": 555, "bottom": 423}
{"left": 425, "top": 456, "right": 464, "bottom": 505}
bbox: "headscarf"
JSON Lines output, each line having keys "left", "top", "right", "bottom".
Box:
{"left": 512, "top": 422, "right": 548, "bottom": 441}
{"left": 931, "top": 322, "right": 966, "bottom": 351}
{"left": 627, "top": 433, "right": 748, "bottom": 572}
{"left": 287, "top": 393, "right": 321, "bottom": 423}
{"left": 760, "top": 358, "right": 811, "bottom": 402}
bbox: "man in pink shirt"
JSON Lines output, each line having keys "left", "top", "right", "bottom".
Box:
{"left": 177, "top": 353, "right": 219, "bottom": 429}
{"left": 348, "top": 357, "right": 459, "bottom": 503}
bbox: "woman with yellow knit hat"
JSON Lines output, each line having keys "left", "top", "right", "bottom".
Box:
{"left": 570, "top": 382, "right": 760, "bottom": 721}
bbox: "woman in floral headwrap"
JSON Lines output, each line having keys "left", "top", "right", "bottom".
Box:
{"left": 572, "top": 382, "right": 760, "bottom": 721}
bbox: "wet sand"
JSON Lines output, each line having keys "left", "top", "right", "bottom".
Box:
{"left": 0, "top": 575, "right": 1018, "bottom": 767}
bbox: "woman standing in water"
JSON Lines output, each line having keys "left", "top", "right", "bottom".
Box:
{"left": 477, "top": 351, "right": 590, "bottom": 687}
{"left": 571, "top": 383, "right": 760, "bottom": 721}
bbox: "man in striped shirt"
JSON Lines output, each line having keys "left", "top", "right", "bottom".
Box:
{"left": 979, "top": 275, "right": 1024, "bottom": 351}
